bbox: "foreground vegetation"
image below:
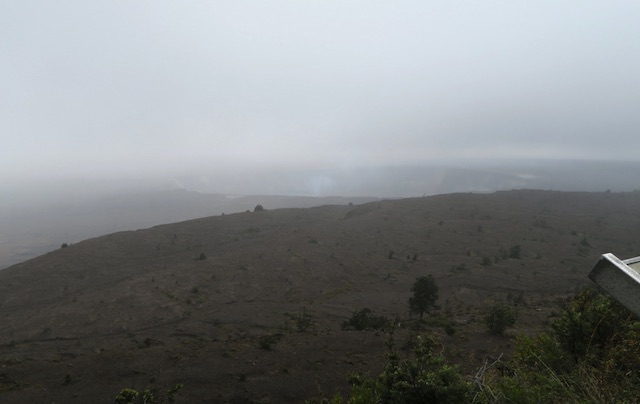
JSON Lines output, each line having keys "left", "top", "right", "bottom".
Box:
{"left": 309, "top": 287, "right": 640, "bottom": 403}
{"left": 486, "top": 287, "right": 640, "bottom": 403}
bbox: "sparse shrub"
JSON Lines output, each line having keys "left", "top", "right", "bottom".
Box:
{"left": 409, "top": 275, "right": 439, "bottom": 319}
{"left": 534, "top": 219, "right": 549, "bottom": 228}
{"left": 62, "top": 374, "right": 75, "bottom": 385}
{"left": 342, "top": 308, "right": 389, "bottom": 331}
{"left": 422, "top": 312, "right": 456, "bottom": 333}
{"left": 480, "top": 256, "right": 492, "bottom": 266}
{"left": 253, "top": 204, "right": 265, "bottom": 212}
{"left": 115, "top": 388, "right": 139, "bottom": 404}
{"left": 451, "top": 263, "right": 467, "bottom": 273}
{"left": 484, "top": 302, "right": 517, "bottom": 335}
{"left": 142, "top": 390, "right": 155, "bottom": 404}
{"left": 259, "top": 333, "right": 283, "bottom": 350}
{"left": 509, "top": 245, "right": 521, "bottom": 259}
{"left": 507, "top": 290, "right": 525, "bottom": 306}
{"left": 445, "top": 323, "right": 456, "bottom": 336}
{"left": 294, "top": 308, "right": 314, "bottom": 332}
{"left": 166, "top": 384, "right": 183, "bottom": 403}
{"left": 304, "top": 392, "right": 344, "bottom": 404}
{"left": 61, "top": 243, "right": 68, "bottom": 249}
{"left": 115, "top": 388, "right": 157, "bottom": 404}
{"left": 580, "top": 237, "right": 591, "bottom": 247}
{"left": 295, "top": 314, "right": 312, "bottom": 333}
{"left": 197, "top": 252, "right": 206, "bottom": 261}
{"left": 387, "top": 250, "right": 395, "bottom": 259}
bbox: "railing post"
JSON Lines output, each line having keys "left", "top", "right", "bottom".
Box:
{"left": 589, "top": 253, "right": 640, "bottom": 318}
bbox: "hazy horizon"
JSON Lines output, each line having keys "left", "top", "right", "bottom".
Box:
{"left": 3, "top": 1, "right": 640, "bottom": 192}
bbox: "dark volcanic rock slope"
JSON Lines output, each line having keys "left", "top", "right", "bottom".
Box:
{"left": 1, "top": 190, "right": 640, "bottom": 403}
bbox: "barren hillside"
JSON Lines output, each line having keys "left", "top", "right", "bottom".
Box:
{"left": 1, "top": 190, "right": 639, "bottom": 403}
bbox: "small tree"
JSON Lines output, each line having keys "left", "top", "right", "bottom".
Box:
{"left": 484, "top": 302, "right": 517, "bottom": 335}
{"left": 409, "top": 275, "right": 439, "bottom": 319}
{"left": 254, "top": 204, "right": 265, "bottom": 212}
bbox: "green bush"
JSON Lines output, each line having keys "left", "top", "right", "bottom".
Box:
{"left": 484, "top": 302, "right": 517, "bottom": 335}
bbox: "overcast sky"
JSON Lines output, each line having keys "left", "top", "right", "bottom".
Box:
{"left": 3, "top": 1, "right": 640, "bottom": 185}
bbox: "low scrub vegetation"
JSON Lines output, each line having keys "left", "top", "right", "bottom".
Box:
{"left": 309, "top": 333, "right": 472, "bottom": 403}
{"left": 114, "top": 384, "right": 183, "bottom": 404}
{"left": 314, "top": 287, "right": 640, "bottom": 403}
{"left": 341, "top": 308, "right": 389, "bottom": 331}
{"left": 258, "top": 333, "right": 283, "bottom": 350}
{"left": 479, "top": 287, "right": 640, "bottom": 402}
{"left": 285, "top": 308, "right": 314, "bottom": 332}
